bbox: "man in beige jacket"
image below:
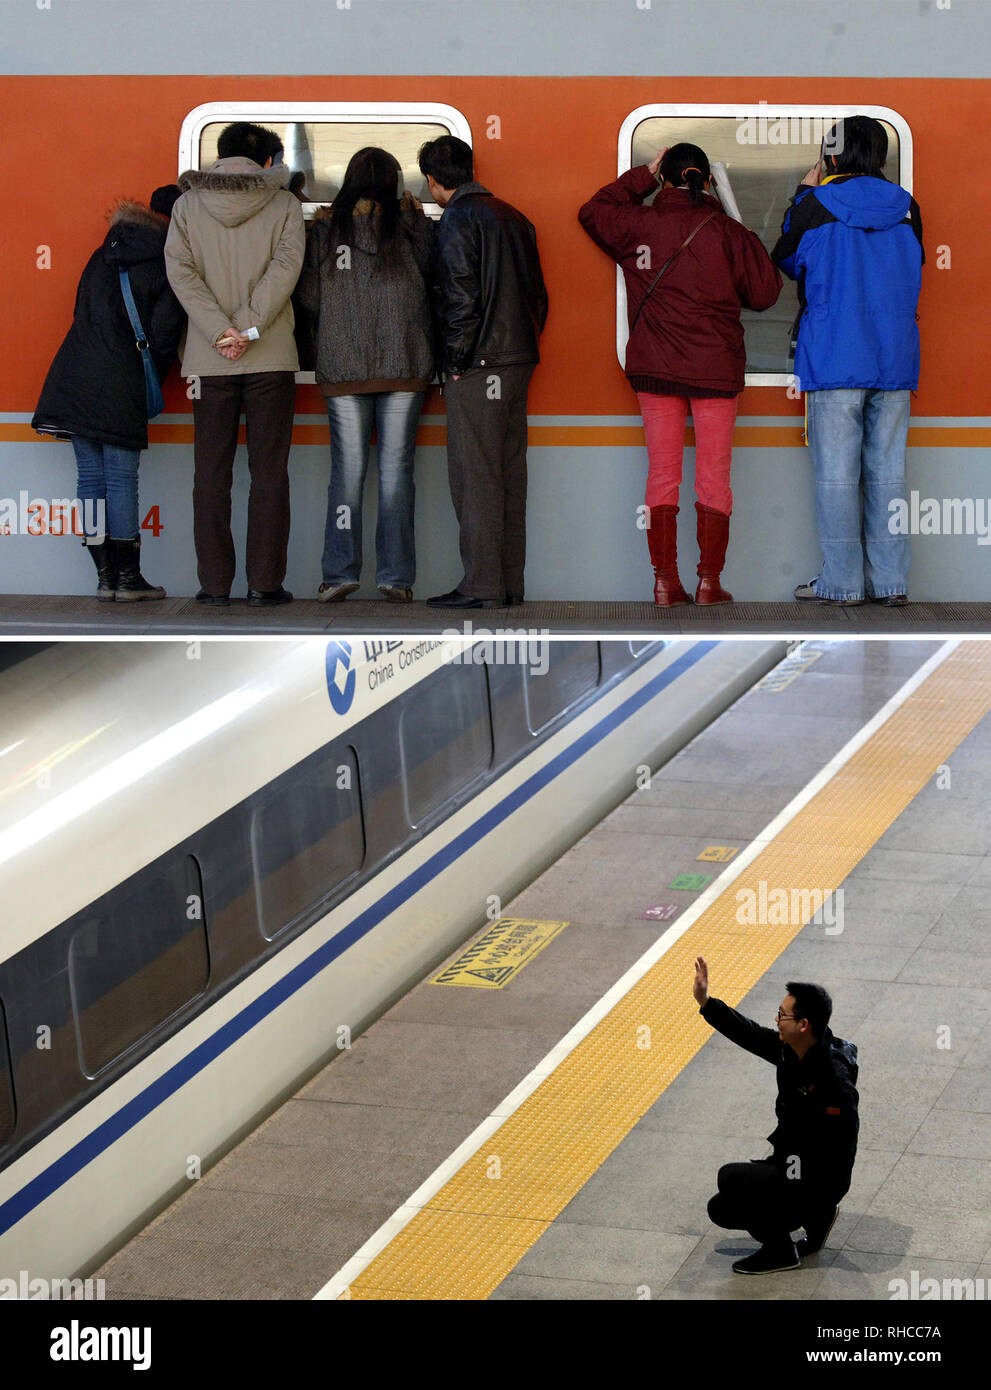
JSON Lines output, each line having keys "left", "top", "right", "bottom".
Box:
{"left": 166, "top": 122, "right": 305, "bottom": 605}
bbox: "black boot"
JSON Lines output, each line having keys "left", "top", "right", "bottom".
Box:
{"left": 110, "top": 537, "right": 165, "bottom": 602}
{"left": 83, "top": 539, "right": 117, "bottom": 602}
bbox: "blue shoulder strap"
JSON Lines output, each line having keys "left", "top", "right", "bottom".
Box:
{"left": 118, "top": 268, "right": 164, "bottom": 418}
{"left": 118, "top": 268, "right": 147, "bottom": 345}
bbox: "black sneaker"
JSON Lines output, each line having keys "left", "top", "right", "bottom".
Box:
{"left": 247, "top": 587, "right": 293, "bottom": 607}
{"left": 873, "top": 593, "right": 908, "bottom": 606}
{"left": 797, "top": 1206, "right": 839, "bottom": 1257}
{"left": 195, "top": 589, "right": 230, "bottom": 607}
{"left": 732, "top": 1241, "right": 800, "bottom": 1275}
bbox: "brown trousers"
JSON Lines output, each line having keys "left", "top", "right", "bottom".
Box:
{"left": 192, "top": 372, "right": 296, "bottom": 595}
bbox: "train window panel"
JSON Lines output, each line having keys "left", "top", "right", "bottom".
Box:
{"left": 0, "top": 999, "right": 14, "bottom": 1147}
{"left": 181, "top": 105, "right": 473, "bottom": 217}
{"left": 69, "top": 857, "right": 209, "bottom": 1078}
{"left": 251, "top": 745, "right": 365, "bottom": 942}
{"left": 523, "top": 642, "right": 601, "bottom": 734}
{"left": 619, "top": 106, "right": 909, "bottom": 383}
{"left": 400, "top": 664, "right": 493, "bottom": 827}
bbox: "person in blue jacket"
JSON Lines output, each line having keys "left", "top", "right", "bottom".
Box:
{"left": 772, "top": 116, "right": 924, "bottom": 606}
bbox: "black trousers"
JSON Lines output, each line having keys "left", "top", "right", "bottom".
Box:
{"left": 192, "top": 372, "right": 296, "bottom": 595}
{"left": 708, "top": 1161, "right": 823, "bottom": 1245}
{"left": 444, "top": 363, "right": 535, "bottom": 602}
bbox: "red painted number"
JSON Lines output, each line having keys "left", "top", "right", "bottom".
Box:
{"left": 141, "top": 506, "right": 163, "bottom": 537}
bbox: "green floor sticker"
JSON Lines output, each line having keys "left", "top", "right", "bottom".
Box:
{"left": 669, "top": 873, "right": 712, "bottom": 891}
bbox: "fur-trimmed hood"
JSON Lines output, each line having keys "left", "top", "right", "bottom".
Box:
{"left": 176, "top": 156, "right": 292, "bottom": 228}
{"left": 100, "top": 199, "right": 169, "bottom": 267}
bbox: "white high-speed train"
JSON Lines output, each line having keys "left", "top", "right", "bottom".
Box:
{"left": 0, "top": 637, "right": 785, "bottom": 1281}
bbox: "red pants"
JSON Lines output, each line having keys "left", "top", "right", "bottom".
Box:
{"left": 638, "top": 392, "right": 738, "bottom": 515}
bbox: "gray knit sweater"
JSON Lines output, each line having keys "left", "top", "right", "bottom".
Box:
{"left": 295, "top": 199, "right": 435, "bottom": 389}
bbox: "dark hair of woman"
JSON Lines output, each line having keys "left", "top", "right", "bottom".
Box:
{"left": 659, "top": 142, "right": 712, "bottom": 205}
{"left": 325, "top": 146, "right": 404, "bottom": 271}
{"left": 824, "top": 116, "right": 888, "bottom": 179}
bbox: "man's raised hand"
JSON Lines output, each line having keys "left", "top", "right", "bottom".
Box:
{"left": 693, "top": 956, "right": 709, "bottom": 1007}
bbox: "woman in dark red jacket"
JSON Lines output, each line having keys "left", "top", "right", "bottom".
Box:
{"left": 580, "top": 143, "right": 781, "bottom": 605}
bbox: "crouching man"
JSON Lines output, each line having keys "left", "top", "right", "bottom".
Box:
{"left": 693, "top": 955, "right": 859, "bottom": 1274}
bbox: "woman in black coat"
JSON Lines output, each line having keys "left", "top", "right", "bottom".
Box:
{"left": 32, "top": 192, "right": 185, "bottom": 600}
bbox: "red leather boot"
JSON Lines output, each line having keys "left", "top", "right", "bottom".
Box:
{"left": 647, "top": 505, "right": 692, "bottom": 606}
{"left": 695, "top": 502, "right": 733, "bottom": 604}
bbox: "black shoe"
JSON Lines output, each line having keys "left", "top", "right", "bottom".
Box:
{"left": 732, "top": 1241, "right": 800, "bottom": 1275}
{"left": 82, "top": 539, "right": 116, "bottom": 602}
{"left": 109, "top": 537, "right": 165, "bottom": 602}
{"left": 247, "top": 587, "right": 293, "bottom": 607}
{"left": 872, "top": 593, "right": 908, "bottom": 606}
{"left": 195, "top": 589, "right": 230, "bottom": 607}
{"left": 426, "top": 588, "right": 504, "bottom": 610}
{"left": 797, "top": 1206, "right": 839, "bottom": 1257}
{"left": 507, "top": 593, "right": 524, "bottom": 606}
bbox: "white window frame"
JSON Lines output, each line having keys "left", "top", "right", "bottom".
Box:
{"left": 615, "top": 103, "right": 914, "bottom": 387}
{"left": 177, "top": 100, "right": 472, "bottom": 219}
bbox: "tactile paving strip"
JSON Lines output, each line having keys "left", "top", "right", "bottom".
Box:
{"left": 344, "top": 641, "right": 991, "bottom": 1300}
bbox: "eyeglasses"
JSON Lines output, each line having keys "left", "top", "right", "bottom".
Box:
{"left": 775, "top": 1011, "right": 798, "bottom": 1022}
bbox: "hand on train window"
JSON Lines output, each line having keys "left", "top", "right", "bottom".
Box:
{"left": 801, "top": 159, "right": 822, "bottom": 187}
{"left": 647, "top": 147, "right": 669, "bottom": 179}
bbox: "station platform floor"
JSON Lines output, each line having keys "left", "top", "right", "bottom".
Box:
{"left": 2, "top": 594, "right": 990, "bottom": 637}
{"left": 93, "top": 638, "right": 991, "bottom": 1300}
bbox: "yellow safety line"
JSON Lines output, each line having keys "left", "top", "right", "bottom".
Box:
{"left": 345, "top": 642, "right": 991, "bottom": 1300}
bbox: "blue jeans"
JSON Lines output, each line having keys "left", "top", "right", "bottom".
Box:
{"left": 72, "top": 437, "right": 140, "bottom": 540}
{"left": 806, "top": 389, "right": 911, "bottom": 600}
{"left": 322, "top": 391, "right": 424, "bottom": 587}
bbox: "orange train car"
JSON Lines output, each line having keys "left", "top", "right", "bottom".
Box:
{"left": 2, "top": 2, "right": 989, "bottom": 602}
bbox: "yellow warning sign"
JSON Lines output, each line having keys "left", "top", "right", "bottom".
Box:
{"left": 432, "top": 918, "right": 569, "bottom": 989}
{"left": 698, "top": 846, "right": 739, "bottom": 863}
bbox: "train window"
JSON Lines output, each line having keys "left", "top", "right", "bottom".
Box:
{"left": 178, "top": 102, "right": 472, "bottom": 216}
{"left": 69, "top": 857, "right": 209, "bottom": 1078}
{"left": 401, "top": 664, "right": 493, "bottom": 827}
{"left": 251, "top": 745, "right": 365, "bottom": 942}
{"left": 523, "top": 642, "right": 601, "bottom": 734}
{"left": 0, "top": 998, "right": 14, "bottom": 1146}
{"left": 617, "top": 104, "right": 911, "bottom": 384}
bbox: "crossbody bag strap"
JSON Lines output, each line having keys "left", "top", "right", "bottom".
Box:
{"left": 628, "top": 209, "right": 719, "bottom": 337}
{"left": 119, "top": 268, "right": 165, "bottom": 418}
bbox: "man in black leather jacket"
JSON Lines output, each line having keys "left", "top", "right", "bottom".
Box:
{"left": 693, "top": 956, "right": 859, "bottom": 1275}
{"left": 418, "top": 136, "right": 548, "bottom": 609}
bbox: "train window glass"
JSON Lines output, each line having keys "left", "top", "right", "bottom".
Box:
{"left": 618, "top": 105, "right": 910, "bottom": 384}
{"left": 401, "top": 664, "right": 493, "bottom": 827}
{"left": 180, "top": 104, "right": 473, "bottom": 218}
{"left": 251, "top": 745, "right": 364, "bottom": 942}
{"left": 0, "top": 999, "right": 14, "bottom": 1147}
{"left": 69, "top": 857, "right": 208, "bottom": 1078}
{"left": 523, "top": 642, "right": 601, "bottom": 734}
